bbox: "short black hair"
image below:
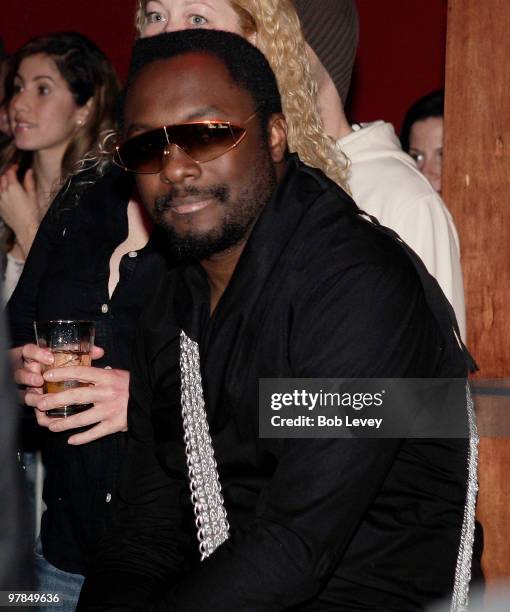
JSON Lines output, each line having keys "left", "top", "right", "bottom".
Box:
{"left": 124, "top": 29, "right": 282, "bottom": 132}
{"left": 400, "top": 89, "right": 444, "bottom": 153}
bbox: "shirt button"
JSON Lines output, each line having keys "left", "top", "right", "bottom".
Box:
{"left": 101, "top": 303, "right": 109, "bottom": 314}
{"left": 128, "top": 251, "right": 138, "bottom": 258}
{"left": 105, "top": 493, "right": 112, "bottom": 503}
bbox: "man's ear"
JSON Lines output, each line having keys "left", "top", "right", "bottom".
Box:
{"left": 267, "top": 113, "right": 288, "bottom": 163}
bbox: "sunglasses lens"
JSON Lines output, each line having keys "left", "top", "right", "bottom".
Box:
{"left": 116, "top": 122, "right": 246, "bottom": 173}
{"left": 170, "top": 123, "right": 245, "bottom": 162}
{"left": 117, "top": 129, "right": 168, "bottom": 173}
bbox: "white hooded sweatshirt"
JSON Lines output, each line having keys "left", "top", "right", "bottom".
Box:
{"left": 339, "top": 120, "right": 466, "bottom": 339}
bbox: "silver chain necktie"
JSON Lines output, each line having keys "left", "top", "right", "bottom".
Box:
{"left": 179, "top": 330, "right": 230, "bottom": 560}
{"left": 450, "top": 382, "right": 479, "bottom": 612}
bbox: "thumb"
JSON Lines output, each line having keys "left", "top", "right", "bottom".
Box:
{"left": 23, "top": 168, "right": 36, "bottom": 195}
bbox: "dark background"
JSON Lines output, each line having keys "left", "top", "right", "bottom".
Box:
{"left": 0, "top": 0, "right": 447, "bottom": 132}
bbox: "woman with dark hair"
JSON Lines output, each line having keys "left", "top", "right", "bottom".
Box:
{"left": 0, "top": 38, "right": 11, "bottom": 147}
{"left": 400, "top": 89, "right": 444, "bottom": 193}
{"left": 0, "top": 32, "right": 119, "bottom": 300}
{"left": 2, "top": 31, "right": 118, "bottom": 611}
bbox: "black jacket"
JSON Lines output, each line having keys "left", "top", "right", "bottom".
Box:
{"left": 8, "top": 165, "right": 171, "bottom": 574}
{"left": 79, "top": 157, "right": 475, "bottom": 611}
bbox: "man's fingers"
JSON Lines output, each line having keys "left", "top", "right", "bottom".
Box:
{"left": 36, "top": 385, "right": 99, "bottom": 411}
{"left": 35, "top": 410, "right": 55, "bottom": 428}
{"left": 24, "top": 360, "right": 45, "bottom": 374}
{"left": 67, "top": 422, "right": 112, "bottom": 446}
{"left": 15, "top": 369, "right": 45, "bottom": 388}
{"left": 26, "top": 390, "right": 45, "bottom": 409}
{"left": 47, "top": 406, "right": 102, "bottom": 433}
{"left": 22, "top": 343, "right": 54, "bottom": 366}
{"left": 34, "top": 403, "right": 101, "bottom": 431}
{"left": 43, "top": 365, "right": 108, "bottom": 384}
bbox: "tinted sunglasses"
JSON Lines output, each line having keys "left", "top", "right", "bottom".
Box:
{"left": 114, "top": 110, "right": 258, "bottom": 174}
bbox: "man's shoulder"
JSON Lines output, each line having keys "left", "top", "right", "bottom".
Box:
{"left": 292, "top": 162, "right": 417, "bottom": 272}
{"left": 285, "top": 164, "right": 436, "bottom": 313}
{"left": 302, "top": 216, "right": 418, "bottom": 290}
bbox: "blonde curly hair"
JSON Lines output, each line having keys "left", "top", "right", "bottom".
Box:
{"left": 135, "top": 0, "right": 349, "bottom": 190}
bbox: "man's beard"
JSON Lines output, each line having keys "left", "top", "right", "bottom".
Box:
{"left": 152, "top": 148, "right": 277, "bottom": 262}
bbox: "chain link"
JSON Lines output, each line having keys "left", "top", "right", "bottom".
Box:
{"left": 180, "top": 331, "right": 229, "bottom": 560}
{"left": 451, "top": 383, "right": 479, "bottom": 612}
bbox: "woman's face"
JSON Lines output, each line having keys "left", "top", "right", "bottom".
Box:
{"left": 140, "top": 0, "right": 245, "bottom": 38}
{"left": 8, "top": 53, "right": 86, "bottom": 155}
{"left": 409, "top": 116, "right": 443, "bottom": 193}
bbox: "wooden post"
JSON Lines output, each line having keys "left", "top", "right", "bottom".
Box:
{"left": 444, "top": 0, "right": 510, "bottom": 585}
{"left": 443, "top": 0, "right": 510, "bottom": 378}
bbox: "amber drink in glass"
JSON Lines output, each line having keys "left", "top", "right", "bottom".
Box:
{"left": 34, "top": 320, "right": 95, "bottom": 417}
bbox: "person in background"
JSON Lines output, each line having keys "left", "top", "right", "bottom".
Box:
{"left": 10, "top": 7, "right": 349, "bottom": 610}
{"left": 0, "top": 32, "right": 119, "bottom": 301}
{"left": 400, "top": 89, "right": 445, "bottom": 194}
{"left": 0, "top": 38, "right": 12, "bottom": 147}
{"left": 1, "top": 39, "right": 13, "bottom": 270}
{"left": 292, "top": 1, "right": 465, "bottom": 340}
{"left": 4, "top": 31, "right": 119, "bottom": 612}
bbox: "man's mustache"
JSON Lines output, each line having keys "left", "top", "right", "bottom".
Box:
{"left": 155, "top": 185, "right": 229, "bottom": 212}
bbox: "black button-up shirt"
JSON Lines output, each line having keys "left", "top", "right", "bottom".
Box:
{"left": 8, "top": 165, "right": 171, "bottom": 574}
{"left": 79, "top": 158, "right": 475, "bottom": 610}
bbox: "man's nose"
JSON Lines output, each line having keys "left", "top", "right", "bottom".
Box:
{"left": 159, "top": 144, "right": 202, "bottom": 184}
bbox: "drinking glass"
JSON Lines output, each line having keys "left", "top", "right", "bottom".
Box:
{"left": 34, "top": 320, "right": 95, "bottom": 417}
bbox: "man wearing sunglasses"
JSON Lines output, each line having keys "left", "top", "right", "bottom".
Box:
{"left": 79, "top": 30, "right": 475, "bottom": 612}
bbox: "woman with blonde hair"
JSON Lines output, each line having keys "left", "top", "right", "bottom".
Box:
{"left": 135, "top": 0, "right": 350, "bottom": 190}
{"left": 0, "top": 32, "right": 119, "bottom": 301}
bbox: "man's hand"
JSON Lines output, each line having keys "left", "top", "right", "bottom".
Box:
{"left": 13, "top": 343, "right": 130, "bottom": 444}
{"left": 12, "top": 343, "right": 55, "bottom": 402}
{"left": 36, "top": 365, "right": 130, "bottom": 444}
{"left": 0, "top": 167, "right": 40, "bottom": 258}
